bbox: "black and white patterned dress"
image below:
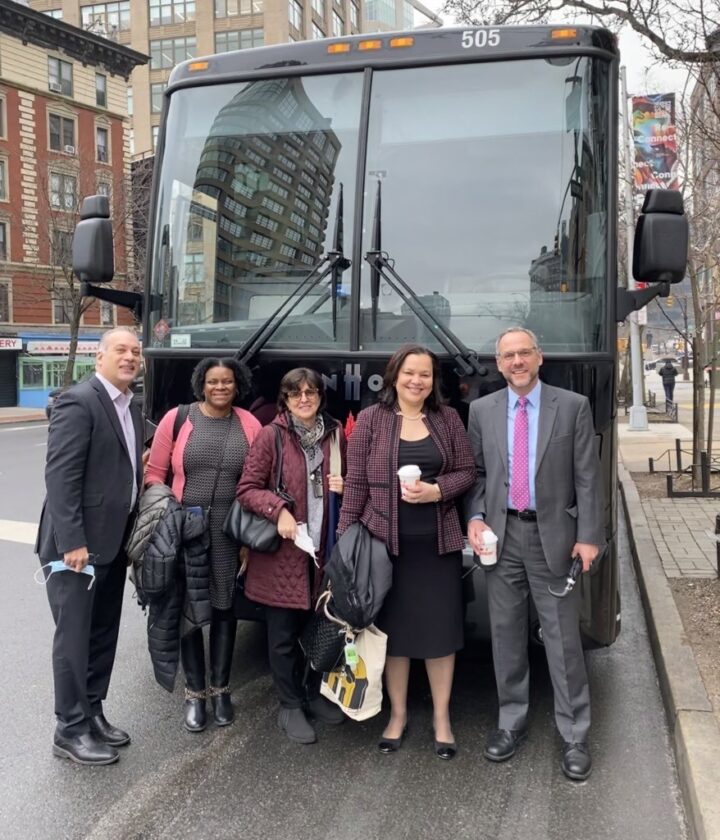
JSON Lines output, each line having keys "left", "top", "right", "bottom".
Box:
{"left": 182, "top": 403, "right": 249, "bottom": 610}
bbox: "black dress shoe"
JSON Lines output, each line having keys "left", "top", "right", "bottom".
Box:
{"left": 89, "top": 714, "right": 130, "bottom": 747}
{"left": 378, "top": 723, "right": 408, "bottom": 754}
{"left": 484, "top": 728, "right": 527, "bottom": 762}
{"left": 53, "top": 732, "right": 119, "bottom": 766}
{"left": 561, "top": 742, "right": 592, "bottom": 781}
{"left": 434, "top": 739, "right": 457, "bottom": 760}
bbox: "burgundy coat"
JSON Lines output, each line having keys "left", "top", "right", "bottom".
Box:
{"left": 337, "top": 403, "right": 475, "bottom": 556}
{"left": 237, "top": 411, "right": 346, "bottom": 610}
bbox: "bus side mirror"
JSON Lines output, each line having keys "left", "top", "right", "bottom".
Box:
{"left": 633, "top": 189, "right": 688, "bottom": 285}
{"left": 73, "top": 195, "right": 114, "bottom": 284}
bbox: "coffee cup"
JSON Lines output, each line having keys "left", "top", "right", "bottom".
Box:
{"left": 478, "top": 530, "right": 498, "bottom": 567}
{"left": 397, "top": 464, "right": 421, "bottom": 496}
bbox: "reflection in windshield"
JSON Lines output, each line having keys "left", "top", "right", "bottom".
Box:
{"left": 360, "top": 57, "right": 609, "bottom": 353}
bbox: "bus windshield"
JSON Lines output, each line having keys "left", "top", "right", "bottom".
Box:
{"left": 149, "top": 55, "right": 610, "bottom": 354}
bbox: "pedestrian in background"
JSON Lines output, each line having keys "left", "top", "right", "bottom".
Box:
{"left": 660, "top": 359, "right": 678, "bottom": 405}
{"left": 338, "top": 345, "right": 475, "bottom": 760}
{"left": 466, "top": 327, "right": 604, "bottom": 781}
{"left": 237, "top": 368, "right": 346, "bottom": 745}
{"left": 145, "top": 358, "right": 261, "bottom": 731}
{"left": 36, "top": 327, "right": 144, "bottom": 766}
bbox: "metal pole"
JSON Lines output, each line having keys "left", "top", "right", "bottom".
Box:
{"left": 621, "top": 66, "right": 648, "bottom": 430}
{"left": 715, "top": 513, "right": 720, "bottom": 578}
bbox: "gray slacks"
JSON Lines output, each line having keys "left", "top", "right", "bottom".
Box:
{"left": 486, "top": 515, "right": 590, "bottom": 743}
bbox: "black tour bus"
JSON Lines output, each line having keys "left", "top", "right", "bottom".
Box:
{"left": 74, "top": 24, "right": 688, "bottom": 646}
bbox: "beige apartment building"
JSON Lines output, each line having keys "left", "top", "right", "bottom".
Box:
{"left": 29, "top": 0, "right": 367, "bottom": 155}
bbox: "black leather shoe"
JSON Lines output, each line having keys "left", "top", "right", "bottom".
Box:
{"left": 184, "top": 696, "right": 207, "bottom": 732}
{"left": 434, "top": 739, "right": 457, "bottom": 760}
{"left": 53, "top": 732, "right": 119, "bottom": 766}
{"left": 210, "top": 688, "right": 234, "bottom": 727}
{"left": 378, "top": 723, "right": 408, "bottom": 754}
{"left": 561, "top": 742, "right": 592, "bottom": 781}
{"left": 89, "top": 714, "right": 130, "bottom": 747}
{"left": 484, "top": 728, "right": 527, "bottom": 762}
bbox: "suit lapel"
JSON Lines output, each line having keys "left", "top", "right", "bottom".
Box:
{"left": 535, "top": 385, "right": 558, "bottom": 476}
{"left": 491, "top": 389, "right": 509, "bottom": 477}
{"left": 91, "top": 375, "right": 132, "bottom": 462}
{"left": 131, "top": 400, "right": 144, "bottom": 487}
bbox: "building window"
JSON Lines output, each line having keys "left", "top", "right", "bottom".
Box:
{"left": 350, "top": 0, "right": 358, "bottom": 27}
{"left": 0, "top": 281, "right": 9, "bottom": 321}
{"left": 184, "top": 253, "right": 204, "bottom": 283}
{"left": 127, "top": 86, "right": 133, "bottom": 118}
{"left": 97, "top": 182, "right": 111, "bottom": 197}
{"left": 96, "top": 126, "right": 109, "bottom": 163}
{"left": 0, "top": 222, "right": 7, "bottom": 261}
{"left": 150, "top": 37, "right": 197, "bottom": 69}
{"left": 81, "top": 2, "right": 131, "bottom": 35}
{"left": 51, "top": 229, "right": 74, "bottom": 265}
{"left": 312, "top": 22, "right": 325, "bottom": 39}
{"left": 332, "top": 10, "right": 342, "bottom": 35}
{"left": 45, "top": 9, "right": 63, "bottom": 18}
{"left": 100, "top": 300, "right": 114, "bottom": 326}
{"left": 0, "top": 159, "right": 6, "bottom": 202}
{"left": 149, "top": 0, "right": 196, "bottom": 26}
{"left": 96, "top": 74, "right": 107, "bottom": 108}
{"left": 151, "top": 82, "right": 166, "bottom": 113}
{"left": 50, "top": 173, "right": 77, "bottom": 211}
{"left": 214, "top": 0, "right": 263, "bottom": 15}
{"left": 49, "top": 114, "right": 75, "bottom": 152}
{"left": 53, "top": 292, "right": 73, "bottom": 325}
{"left": 312, "top": 0, "right": 325, "bottom": 16}
{"left": 48, "top": 57, "right": 73, "bottom": 97}
{"left": 288, "top": 0, "right": 302, "bottom": 31}
{"left": 214, "top": 29, "right": 264, "bottom": 52}
{"left": 152, "top": 126, "right": 159, "bottom": 150}
{"left": 0, "top": 95, "right": 5, "bottom": 139}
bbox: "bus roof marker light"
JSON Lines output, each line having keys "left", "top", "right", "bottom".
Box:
{"left": 188, "top": 60, "right": 210, "bottom": 72}
{"left": 327, "top": 42, "right": 351, "bottom": 54}
{"left": 358, "top": 39, "right": 382, "bottom": 51}
{"left": 550, "top": 28, "right": 578, "bottom": 40}
{"left": 390, "top": 37, "right": 414, "bottom": 48}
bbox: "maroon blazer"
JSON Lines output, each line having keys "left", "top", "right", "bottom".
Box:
{"left": 236, "top": 411, "right": 346, "bottom": 611}
{"left": 337, "top": 403, "right": 475, "bottom": 556}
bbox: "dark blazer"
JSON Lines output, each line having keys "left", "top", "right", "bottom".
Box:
{"left": 465, "top": 383, "right": 605, "bottom": 576}
{"left": 237, "top": 411, "right": 346, "bottom": 611}
{"left": 337, "top": 403, "right": 475, "bottom": 557}
{"left": 36, "top": 375, "right": 143, "bottom": 564}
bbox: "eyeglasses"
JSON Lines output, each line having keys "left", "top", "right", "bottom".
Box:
{"left": 286, "top": 387, "right": 319, "bottom": 401}
{"left": 497, "top": 348, "right": 537, "bottom": 362}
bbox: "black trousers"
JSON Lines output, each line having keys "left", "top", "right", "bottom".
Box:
{"left": 43, "top": 552, "right": 127, "bottom": 737}
{"left": 264, "top": 605, "right": 320, "bottom": 708}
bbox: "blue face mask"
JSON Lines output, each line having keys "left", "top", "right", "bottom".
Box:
{"left": 35, "top": 560, "right": 96, "bottom": 590}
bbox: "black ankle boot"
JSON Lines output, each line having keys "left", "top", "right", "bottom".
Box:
{"left": 181, "top": 629, "right": 207, "bottom": 732}
{"left": 210, "top": 613, "right": 237, "bottom": 727}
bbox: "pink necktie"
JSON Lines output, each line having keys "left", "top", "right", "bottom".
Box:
{"left": 511, "top": 397, "right": 530, "bottom": 511}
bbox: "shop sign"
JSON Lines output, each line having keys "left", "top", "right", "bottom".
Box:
{"left": 0, "top": 338, "right": 22, "bottom": 351}
{"left": 26, "top": 340, "right": 100, "bottom": 355}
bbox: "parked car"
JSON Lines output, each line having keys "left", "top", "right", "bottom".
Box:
{"left": 46, "top": 375, "right": 144, "bottom": 420}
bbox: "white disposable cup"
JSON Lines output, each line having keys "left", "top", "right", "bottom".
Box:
{"left": 397, "top": 464, "right": 421, "bottom": 495}
{"left": 478, "top": 530, "right": 498, "bottom": 567}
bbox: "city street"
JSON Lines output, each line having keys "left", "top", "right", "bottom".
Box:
{"left": 0, "top": 422, "right": 689, "bottom": 840}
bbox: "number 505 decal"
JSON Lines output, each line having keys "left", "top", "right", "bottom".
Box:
{"left": 461, "top": 29, "right": 501, "bottom": 48}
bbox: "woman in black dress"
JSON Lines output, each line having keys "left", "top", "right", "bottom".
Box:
{"left": 338, "top": 345, "right": 475, "bottom": 759}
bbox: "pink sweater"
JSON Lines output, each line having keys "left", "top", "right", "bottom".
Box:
{"left": 145, "top": 404, "right": 262, "bottom": 502}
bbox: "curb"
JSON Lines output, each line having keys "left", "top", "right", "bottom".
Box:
{"left": 0, "top": 413, "right": 47, "bottom": 425}
{"left": 619, "top": 460, "right": 720, "bottom": 840}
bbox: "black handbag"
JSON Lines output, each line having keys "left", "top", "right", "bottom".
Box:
{"left": 223, "top": 425, "right": 291, "bottom": 552}
{"left": 299, "top": 591, "right": 349, "bottom": 673}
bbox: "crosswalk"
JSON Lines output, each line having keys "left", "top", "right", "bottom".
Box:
{"left": 0, "top": 519, "right": 38, "bottom": 545}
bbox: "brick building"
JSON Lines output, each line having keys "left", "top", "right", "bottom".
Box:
{"left": 0, "top": 0, "right": 146, "bottom": 406}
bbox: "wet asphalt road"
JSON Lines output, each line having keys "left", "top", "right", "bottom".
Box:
{"left": 0, "top": 423, "right": 688, "bottom": 840}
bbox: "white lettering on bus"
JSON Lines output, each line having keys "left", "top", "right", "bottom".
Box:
{"left": 461, "top": 29, "right": 501, "bottom": 49}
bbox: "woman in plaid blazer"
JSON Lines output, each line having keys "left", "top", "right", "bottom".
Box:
{"left": 338, "top": 344, "right": 475, "bottom": 760}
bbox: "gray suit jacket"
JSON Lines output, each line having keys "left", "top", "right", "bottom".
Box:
{"left": 465, "top": 383, "right": 604, "bottom": 576}
{"left": 36, "top": 375, "right": 143, "bottom": 564}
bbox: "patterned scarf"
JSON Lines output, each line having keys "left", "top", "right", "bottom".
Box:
{"left": 289, "top": 414, "right": 325, "bottom": 460}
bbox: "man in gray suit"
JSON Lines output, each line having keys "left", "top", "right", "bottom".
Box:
{"left": 466, "top": 327, "right": 603, "bottom": 781}
{"left": 36, "top": 327, "right": 143, "bottom": 765}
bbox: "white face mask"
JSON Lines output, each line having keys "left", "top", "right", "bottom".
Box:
{"left": 34, "top": 560, "right": 96, "bottom": 590}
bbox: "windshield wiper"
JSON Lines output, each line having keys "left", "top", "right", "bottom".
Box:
{"left": 370, "top": 179, "right": 382, "bottom": 339}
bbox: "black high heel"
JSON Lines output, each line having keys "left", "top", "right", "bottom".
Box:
{"left": 378, "top": 723, "right": 408, "bottom": 754}
{"left": 434, "top": 738, "right": 457, "bottom": 760}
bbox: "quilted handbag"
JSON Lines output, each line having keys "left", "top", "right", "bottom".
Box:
{"left": 299, "top": 591, "right": 348, "bottom": 673}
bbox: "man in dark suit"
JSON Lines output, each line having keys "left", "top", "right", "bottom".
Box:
{"left": 36, "top": 327, "right": 143, "bottom": 765}
{"left": 466, "top": 327, "right": 604, "bottom": 781}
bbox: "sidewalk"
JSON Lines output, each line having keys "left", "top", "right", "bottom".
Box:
{"left": 618, "top": 422, "right": 720, "bottom": 840}
{"left": 0, "top": 407, "right": 47, "bottom": 424}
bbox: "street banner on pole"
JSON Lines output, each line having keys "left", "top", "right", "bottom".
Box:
{"left": 632, "top": 93, "right": 678, "bottom": 192}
